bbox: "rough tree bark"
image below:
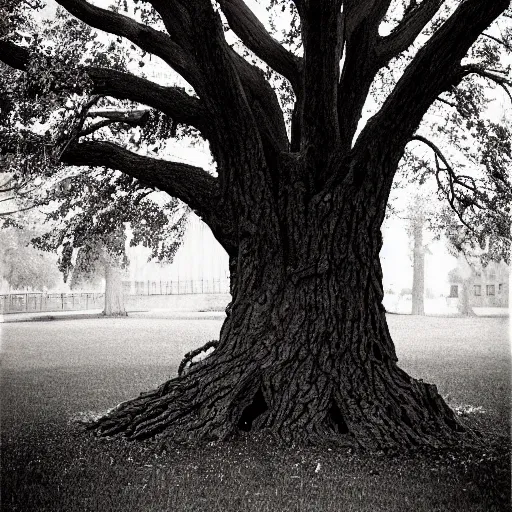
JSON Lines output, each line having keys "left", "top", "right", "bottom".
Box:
{"left": 90, "top": 153, "right": 467, "bottom": 450}
{"left": 2, "top": 0, "right": 507, "bottom": 450}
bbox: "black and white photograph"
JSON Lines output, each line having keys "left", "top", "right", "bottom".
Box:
{"left": 1, "top": 0, "right": 510, "bottom": 510}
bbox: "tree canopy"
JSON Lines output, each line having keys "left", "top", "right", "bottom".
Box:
{"left": 0, "top": 227, "right": 61, "bottom": 290}
{"left": 1, "top": 0, "right": 509, "bottom": 255}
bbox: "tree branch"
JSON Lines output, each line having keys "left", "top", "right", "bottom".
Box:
{"left": 337, "top": 0, "right": 392, "bottom": 151}
{"left": 0, "top": 202, "right": 48, "bottom": 217}
{"left": 62, "top": 141, "right": 213, "bottom": 211}
{"left": 435, "top": 96, "right": 457, "bottom": 108}
{"left": 481, "top": 32, "right": 512, "bottom": 50}
{"left": 79, "top": 109, "right": 150, "bottom": 136}
{"left": 376, "top": 0, "right": 444, "bottom": 62}
{"left": 412, "top": 134, "right": 483, "bottom": 199}
{"left": 87, "top": 68, "right": 209, "bottom": 130}
{"left": 216, "top": 0, "right": 302, "bottom": 91}
{"left": 410, "top": 135, "right": 483, "bottom": 234}
{"left": 354, "top": 0, "right": 509, "bottom": 163}
{"left": 460, "top": 65, "right": 512, "bottom": 103}
{"left": 79, "top": 120, "right": 115, "bottom": 137}
{"left": 61, "top": 141, "right": 236, "bottom": 253}
{"left": 227, "top": 49, "right": 289, "bottom": 152}
{"left": 411, "top": 135, "right": 456, "bottom": 177}
{"left": 301, "top": 0, "right": 343, "bottom": 159}
{"left": 0, "top": 40, "right": 29, "bottom": 70}
{"left": 0, "top": 44, "right": 209, "bottom": 132}
{"left": 87, "top": 109, "right": 150, "bottom": 124}
{"left": 55, "top": 0, "right": 202, "bottom": 88}
{"left": 342, "top": 0, "right": 392, "bottom": 39}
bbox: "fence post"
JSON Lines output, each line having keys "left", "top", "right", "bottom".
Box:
{"left": 61, "top": 293, "right": 65, "bottom": 310}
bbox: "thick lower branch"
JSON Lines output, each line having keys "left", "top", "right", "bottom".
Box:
{"left": 88, "top": 68, "right": 209, "bottom": 130}
{"left": 62, "top": 141, "right": 236, "bottom": 253}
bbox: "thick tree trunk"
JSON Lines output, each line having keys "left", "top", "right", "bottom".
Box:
{"left": 89, "top": 170, "right": 469, "bottom": 451}
{"left": 411, "top": 220, "right": 425, "bottom": 316}
{"left": 103, "top": 261, "right": 127, "bottom": 317}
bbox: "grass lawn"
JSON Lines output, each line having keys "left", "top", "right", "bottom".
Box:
{"left": 1, "top": 314, "right": 510, "bottom": 511}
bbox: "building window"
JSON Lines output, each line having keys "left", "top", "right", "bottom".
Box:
{"left": 449, "top": 285, "right": 459, "bottom": 298}
{"left": 474, "top": 285, "right": 481, "bottom": 296}
{"left": 486, "top": 285, "right": 495, "bottom": 296}
{"left": 498, "top": 283, "right": 504, "bottom": 294}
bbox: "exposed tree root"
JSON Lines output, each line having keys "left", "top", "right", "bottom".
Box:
{"left": 87, "top": 338, "right": 480, "bottom": 452}
{"left": 178, "top": 340, "right": 219, "bottom": 376}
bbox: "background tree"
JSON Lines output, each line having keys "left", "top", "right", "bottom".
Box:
{"left": 447, "top": 259, "right": 476, "bottom": 316}
{"left": 1, "top": 0, "right": 511, "bottom": 450}
{"left": 30, "top": 171, "right": 189, "bottom": 316}
{"left": 396, "top": 193, "right": 432, "bottom": 316}
{"left": 0, "top": 227, "right": 61, "bottom": 291}
{"left": 0, "top": 6, "right": 189, "bottom": 316}
{"left": 410, "top": 204, "right": 427, "bottom": 316}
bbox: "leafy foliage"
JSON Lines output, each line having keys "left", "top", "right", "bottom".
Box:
{"left": 0, "top": 228, "right": 61, "bottom": 290}
{"left": 1, "top": 5, "right": 189, "bottom": 283}
{"left": 31, "top": 168, "right": 188, "bottom": 283}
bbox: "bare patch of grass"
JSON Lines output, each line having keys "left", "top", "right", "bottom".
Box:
{"left": 2, "top": 315, "right": 510, "bottom": 511}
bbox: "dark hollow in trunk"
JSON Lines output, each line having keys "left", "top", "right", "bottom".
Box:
{"left": 89, "top": 172, "right": 472, "bottom": 451}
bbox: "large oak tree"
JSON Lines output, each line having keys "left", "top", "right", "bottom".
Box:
{"left": 1, "top": 0, "right": 511, "bottom": 450}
